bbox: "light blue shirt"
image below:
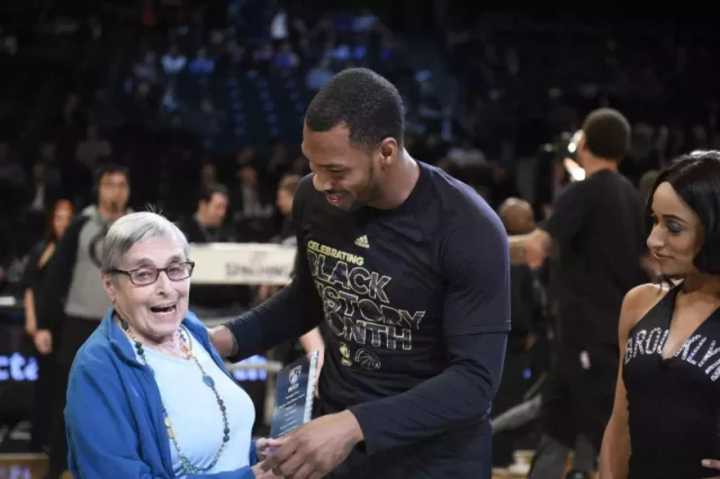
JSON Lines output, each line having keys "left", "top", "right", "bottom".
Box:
{"left": 138, "top": 329, "right": 256, "bottom": 477}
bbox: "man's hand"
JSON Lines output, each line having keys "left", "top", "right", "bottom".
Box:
{"left": 524, "top": 229, "right": 552, "bottom": 270}
{"left": 208, "top": 325, "right": 237, "bottom": 358}
{"left": 262, "top": 410, "right": 364, "bottom": 479}
{"left": 34, "top": 329, "right": 52, "bottom": 354}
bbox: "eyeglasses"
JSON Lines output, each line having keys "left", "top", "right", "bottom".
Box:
{"left": 110, "top": 261, "right": 195, "bottom": 286}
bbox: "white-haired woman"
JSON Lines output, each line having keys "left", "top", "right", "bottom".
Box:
{"left": 65, "top": 212, "right": 274, "bottom": 478}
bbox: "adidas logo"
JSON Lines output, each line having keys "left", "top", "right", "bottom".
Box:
{"left": 354, "top": 235, "right": 370, "bottom": 249}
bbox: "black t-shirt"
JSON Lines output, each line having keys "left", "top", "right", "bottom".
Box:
{"left": 543, "top": 170, "right": 646, "bottom": 348}
{"left": 294, "top": 161, "right": 509, "bottom": 477}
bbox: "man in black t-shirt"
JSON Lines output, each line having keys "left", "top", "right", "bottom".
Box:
{"left": 210, "top": 68, "right": 511, "bottom": 478}
{"left": 510, "top": 108, "right": 647, "bottom": 478}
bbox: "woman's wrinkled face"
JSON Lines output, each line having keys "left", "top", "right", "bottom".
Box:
{"left": 647, "top": 181, "right": 704, "bottom": 277}
{"left": 103, "top": 236, "right": 190, "bottom": 344}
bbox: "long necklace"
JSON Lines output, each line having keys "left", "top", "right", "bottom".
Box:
{"left": 119, "top": 318, "right": 230, "bottom": 475}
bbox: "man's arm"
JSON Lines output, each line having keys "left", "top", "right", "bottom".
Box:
{"left": 351, "top": 332, "right": 507, "bottom": 451}
{"left": 213, "top": 178, "right": 324, "bottom": 360}
{"left": 509, "top": 228, "right": 552, "bottom": 268}
{"left": 212, "top": 276, "right": 323, "bottom": 360}
{"left": 510, "top": 179, "right": 590, "bottom": 268}
{"left": 262, "top": 334, "right": 507, "bottom": 478}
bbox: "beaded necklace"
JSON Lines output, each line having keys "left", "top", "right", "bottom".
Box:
{"left": 119, "top": 317, "right": 230, "bottom": 475}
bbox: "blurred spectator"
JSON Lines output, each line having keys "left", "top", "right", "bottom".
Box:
{"left": 306, "top": 58, "right": 333, "bottom": 92}
{"left": 199, "top": 159, "right": 219, "bottom": 192}
{"left": 188, "top": 47, "right": 215, "bottom": 76}
{"left": 231, "top": 156, "right": 274, "bottom": 241}
{"left": 161, "top": 44, "right": 187, "bottom": 76}
{"left": 273, "top": 41, "right": 299, "bottom": 70}
{"left": 28, "top": 160, "right": 62, "bottom": 217}
{"left": 178, "top": 183, "right": 252, "bottom": 314}
{"left": 274, "top": 173, "right": 300, "bottom": 244}
{"left": 184, "top": 98, "right": 224, "bottom": 149}
{"left": 21, "top": 198, "right": 75, "bottom": 452}
{"left": 133, "top": 50, "right": 161, "bottom": 85}
{"left": 446, "top": 138, "right": 486, "bottom": 168}
{"left": 270, "top": 8, "right": 289, "bottom": 42}
{"left": 179, "top": 183, "right": 233, "bottom": 243}
{"left": 494, "top": 197, "right": 546, "bottom": 466}
{"left": 252, "top": 42, "right": 274, "bottom": 71}
{"left": 75, "top": 124, "right": 112, "bottom": 172}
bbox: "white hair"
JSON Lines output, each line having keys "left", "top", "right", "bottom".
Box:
{"left": 101, "top": 212, "right": 189, "bottom": 273}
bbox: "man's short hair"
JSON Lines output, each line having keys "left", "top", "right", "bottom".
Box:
{"left": 94, "top": 163, "right": 129, "bottom": 186}
{"left": 93, "top": 163, "right": 129, "bottom": 201}
{"left": 198, "top": 183, "right": 229, "bottom": 204}
{"left": 305, "top": 67, "right": 405, "bottom": 150}
{"left": 582, "top": 108, "right": 631, "bottom": 162}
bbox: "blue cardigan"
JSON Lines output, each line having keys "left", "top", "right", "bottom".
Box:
{"left": 66, "top": 309, "right": 257, "bottom": 478}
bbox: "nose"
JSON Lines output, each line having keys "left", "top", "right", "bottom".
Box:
{"left": 312, "top": 172, "right": 333, "bottom": 193}
{"left": 153, "top": 270, "right": 172, "bottom": 294}
{"left": 646, "top": 223, "right": 664, "bottom": 251}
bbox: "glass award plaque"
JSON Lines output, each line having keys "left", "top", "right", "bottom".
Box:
{"left": 269, "top": 350, "right": 320, "bottom": 438}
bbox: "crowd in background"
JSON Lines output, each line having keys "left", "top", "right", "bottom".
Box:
{"left": 0, "top": 1, "right": 719, "bottom": 470}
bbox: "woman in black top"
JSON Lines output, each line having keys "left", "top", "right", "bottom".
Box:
{"left": 599, "top": 151, "right": 720, "bottom": 478}
{"left": 21, "top": 198, "right": 74, "bottom": 450}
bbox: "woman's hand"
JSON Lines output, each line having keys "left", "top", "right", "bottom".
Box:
{"left": 252, "top": 460, "right": 281, "bottom": 478}
{"left": 256, "top": 437, "right": 275, "bottom": 461}
{"left": 34, "top": 329, "right": 53, "bottom": 354}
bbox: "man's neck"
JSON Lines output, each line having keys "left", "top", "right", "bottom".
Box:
{"left": 98, "top": 205, "right": 124, "bottom": 222}
{"left": 371, "top": 149, "right": 420, "bottom": 210}
{"left": 584, "top": 157, "right": 618, "bottom": 177}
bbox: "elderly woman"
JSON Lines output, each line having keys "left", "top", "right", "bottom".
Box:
{"left": 65, "top": 212, "right": 272, "bottom": 478}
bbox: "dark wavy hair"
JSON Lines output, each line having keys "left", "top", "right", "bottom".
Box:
{"left": 647, "top": 150, "right": 720, "bottom": 274}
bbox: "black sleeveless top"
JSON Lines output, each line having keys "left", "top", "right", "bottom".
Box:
{"left": 623, "top": 285, "right": 720, "bottom": 478}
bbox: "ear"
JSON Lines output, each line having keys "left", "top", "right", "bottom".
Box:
{"left": 377, "top": 138, "right": 398, "bottom": 169}
{"left": 577, "top": 131, "right": 589, "bottom": 155}
{"left": 102, "top": 273, "right": 118, "bottom": 303}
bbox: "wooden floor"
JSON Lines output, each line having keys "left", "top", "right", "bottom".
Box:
{"left": 0, "top": 453, "right": 48, "bottom": 478}
{"left": 0, "top": 454, "right": 76, "bottom": 479}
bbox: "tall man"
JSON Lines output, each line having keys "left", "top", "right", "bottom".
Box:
{"left": 510, "top": 109, "right": 647, "bottom": 478}
{"left": 211, "top": 68, "right": 510, "bottom": 478}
